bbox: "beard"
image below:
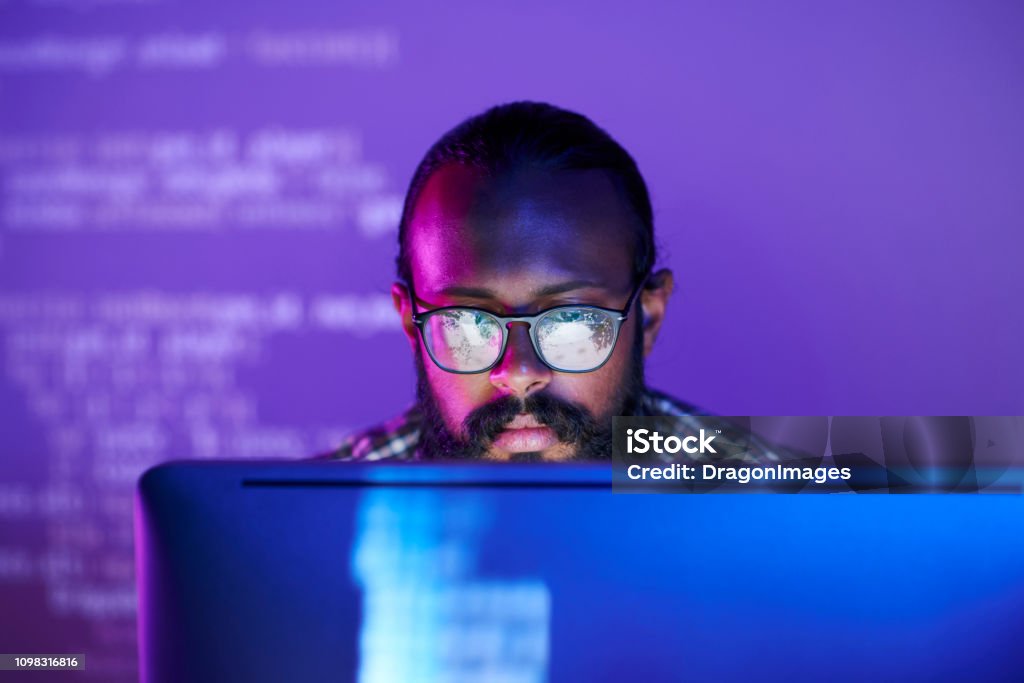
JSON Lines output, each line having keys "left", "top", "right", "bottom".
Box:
{"left": 415, "top": 321, "right": 646, "bottom": 461}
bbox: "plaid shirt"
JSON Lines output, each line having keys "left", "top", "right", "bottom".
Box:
{"left": 318, "top": 389, "right": 781, "bottom": 464}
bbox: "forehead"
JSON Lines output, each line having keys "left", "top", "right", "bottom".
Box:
{"left": 406, "top": 163, "right": 638, "bottom": 298}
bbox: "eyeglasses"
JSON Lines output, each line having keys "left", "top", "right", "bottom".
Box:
{"left": 408, "top": 277, "right": 647, "bottom": 374}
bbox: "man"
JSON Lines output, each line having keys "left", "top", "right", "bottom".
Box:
{"left": 329, "top": 101, "right": 704, "bottom": 462}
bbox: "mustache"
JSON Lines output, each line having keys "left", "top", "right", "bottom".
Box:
{"left": 463, "top": 392, "right": 601, "bottom": 447}
{"left": 413, "top": 342, "right": 638, "bottom": 460}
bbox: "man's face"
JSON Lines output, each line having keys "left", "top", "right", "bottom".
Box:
{"left": 395, "top": 163, "right": 670, "bottom": 461}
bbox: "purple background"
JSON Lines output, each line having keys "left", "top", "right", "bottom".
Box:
{"left": 1, "top": 0, "right": 1022, "bottom": 680}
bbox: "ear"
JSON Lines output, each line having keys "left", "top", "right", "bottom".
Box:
{"left": 391, "top": 282, "right": 419, "bottom": 353}
{"left": 639, "top": 268, "right": 674, "bottom": 358}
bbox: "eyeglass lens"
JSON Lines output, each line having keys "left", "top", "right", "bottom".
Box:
{"left": 421, "top": 307, "right": 618, "bottom": 372}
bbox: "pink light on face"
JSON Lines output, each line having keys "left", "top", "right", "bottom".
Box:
{"left": 403, "top": 164, "right": 644, "bottom": 460}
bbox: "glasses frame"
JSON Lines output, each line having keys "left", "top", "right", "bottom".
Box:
{"left": 408, "top": 276, "right": 648, "bottom": 374}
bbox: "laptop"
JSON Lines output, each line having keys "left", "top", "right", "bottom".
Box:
{"left": 135, "top": 461, "right": 1024, "bottom": 682}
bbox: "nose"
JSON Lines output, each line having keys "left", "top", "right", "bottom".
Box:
{"left": 489, "top": 322, "right": 552, "bottom": 398}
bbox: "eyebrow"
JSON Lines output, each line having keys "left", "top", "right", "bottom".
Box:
{"left": 436, "top": 280, "right": 608, "bottom": 300}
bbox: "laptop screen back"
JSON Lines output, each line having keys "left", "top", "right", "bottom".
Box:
{"left": 135, "top": 461, "right": 1024, "bottom": 682}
